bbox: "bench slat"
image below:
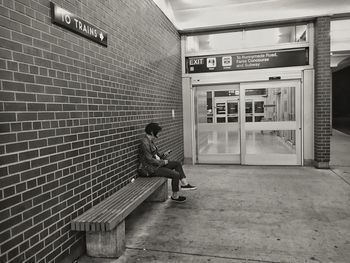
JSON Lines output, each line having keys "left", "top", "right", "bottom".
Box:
{"left": 92, "top": 180, "right": 156, "bottom": 231}
{"left": 71, "top": 177, "right": 167, "bottom": 232}
{"left": 85, "top": 180, "right": 152, "bottom": 232}
{"left": 106, "top": 181, "right": 164, "bottom": 231}
{"left": 74, "top": 180, "right": 148, "bottom": 231}
{"left": 75, "top": 178, "right": 153, "bottom": 231}
{"left": 97, "top": 178, "right": 164, "bottom": 231}
{"left": 101, "top": 180, "right": 161, "bottom": 231}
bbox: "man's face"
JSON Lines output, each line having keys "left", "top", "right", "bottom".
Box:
{"left": 154, "top": 131, "right": 161, "bottom": 139}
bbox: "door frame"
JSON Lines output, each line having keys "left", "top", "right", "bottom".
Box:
{"left": 192, "top": 79, "right": 302, "bottom": 165}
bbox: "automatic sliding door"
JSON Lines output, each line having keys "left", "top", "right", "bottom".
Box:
{"left": 241, "top": 81, "right": 301, "bottom": 165}
{"left": 195, "top": 85, "right": 240, "bottom": 164}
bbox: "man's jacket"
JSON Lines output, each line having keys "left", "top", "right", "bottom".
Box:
{"left": 138, "top": 135, "right": 166, "bottom": 175}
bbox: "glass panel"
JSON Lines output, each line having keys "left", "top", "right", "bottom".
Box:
{"left": 197, "top": 90, "right": 208, "bottom": 124}
{"left": 245, "top": 86, "right": 295, "bottom": 122}
{"left": 228, "top": 116, "right": 238, "bottom": 123}
{"left": 228, "top": 102, "right": 238, "bottom": 114}
{"left": 331, "top": 19, "right": 350, "bottom": 52}
{"left": 254, "top": 101, "right": 264, "bottom": 113}
{"left": 246, "top": 130, "right": 296, "bottom": 154}
{"left": 228, "top": 101, "right": 238, "bottom": 123}
{"left": 198, "top": 127, "right": 240, "bottom": 155}
{"left": 217, "top": 117, "right": 226, "bottom": 123}
{"left": 216, "top": 103, "right": 226, "bottom": 114}
{"left": 214, "top": 90, "right": 239, "bottom": 97}
{"left": 245, "top": 101, "right": 252, "bottom": 113}
{"left": 207, "top": 91, "right": 213, "bottom": 115}
{"left": 245, "top": 101, "right": 253, "bottom": 122}
{"left": 186, "top": 31, "right": 243, "bottom": 53}
{"left": 196, "top": 87, "right": 240, "bottom": 161}
{"left": 246, "top": 89, "right": 266, "bottom": 96}
{"left": 255, "top": 116, "right": 264, "bottom": 122}
{"left": 244, "top": 26, "right": 296, "bottom": 48}
{"left": 185, "top": 25, "right": 307, "bottom": 53}
{"left": 296, "top": 25, "right": 307, "bottom": 42}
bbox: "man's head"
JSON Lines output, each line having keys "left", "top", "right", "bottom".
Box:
{"left": 145, "top": 122, "right": 162, "bottom": 138}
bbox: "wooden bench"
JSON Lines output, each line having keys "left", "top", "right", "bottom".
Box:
{"left": 71, "top": 177, "right": 168, "bottom": 258}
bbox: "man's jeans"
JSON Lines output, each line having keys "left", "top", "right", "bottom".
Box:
{"left": 152, "top": 161, "right": 186, "bottom": 192}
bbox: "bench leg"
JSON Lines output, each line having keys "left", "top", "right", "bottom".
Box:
{"left": 147, "top": 180, "right": 168, "bottom": 202}
{"left": 86, "top": 220, "right": 125, "bottom": 258}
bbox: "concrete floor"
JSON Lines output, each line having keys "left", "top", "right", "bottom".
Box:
{"left": 78, "top": 130, "right": 350, "bottom": 263}
{"left": 331, "top": 129, "right": 350, "bottom": 167}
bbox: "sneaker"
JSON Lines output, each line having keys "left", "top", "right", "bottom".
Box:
{"left": 181, "top": 184, "right": 197, "bottom": 191}
{"left": 171, "top": 196, "right": 186, "bottom": 203}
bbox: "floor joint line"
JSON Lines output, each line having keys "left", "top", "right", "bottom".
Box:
{"left": 330, "top": 167, "right": 350, "bottom": 186}
{"left": 125, "top": 246, "right": 287, "bottom": 263}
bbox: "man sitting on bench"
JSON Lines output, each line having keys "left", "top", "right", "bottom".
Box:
{"left": 139, "top": 122, "right": 197, "bottom": 203}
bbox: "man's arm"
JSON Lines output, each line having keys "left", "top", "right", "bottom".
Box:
{"left": 140, "top": 139, "right": 166, "bottom": 166}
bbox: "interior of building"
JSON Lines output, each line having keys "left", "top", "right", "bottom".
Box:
{"left": 154, "top": 0, "right": 350, "bottom": 166}
{"left": 1, "top": 1, "right": 350, "bottom": 263}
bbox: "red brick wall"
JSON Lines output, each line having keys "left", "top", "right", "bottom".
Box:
{"left": 314, "top": 16, "right": 331, "bottom": 168}
{"left": 0, "top": 0, "right": 182, "bottom": 262}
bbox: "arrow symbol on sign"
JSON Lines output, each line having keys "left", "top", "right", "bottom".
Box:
{"left": 99, "top": 32, "right": 104, "bottom": 41}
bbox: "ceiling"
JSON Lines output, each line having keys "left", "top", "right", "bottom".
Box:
{"left": 152, "top": 0, "right": 350, "bottom": 70}
{"left": 154, "top": 0, "right": 350, "bottom": 31}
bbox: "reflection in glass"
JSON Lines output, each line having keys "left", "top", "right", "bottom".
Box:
{"left": 228, "top": 101, "right": 238, "bottom": 123}
{"left": 245, "top": 86, "right": 295, "bottom": 122}
{"left": 214, "top": 90, "right": 239, "bottom": 97}
{"left": 186, "top": 24, "right": 307, "bottom": 53}
{"left": 245, "top": 27, "right": 296, "bottom": 47}
{"left": 197, "top": 90, "right": 208, "bottom": 124}
{"left": 255, "top": 116, "right": 264, "bottom": 122}
{"left": 207, "top": 92, "right": 212, "bottom": 112}
{"left": 228, "top": 117, "right": 238, "bottom": 123}
{"left": 254, "top": 101, "right": 264, "bottom": 113}
{"left": 198, "top": 89, "right": 241, "bottom": 124}
{"left": 245, "top": 101, "right": 253, "bottom": 122}
{"left": 228, "top": 102, "right": 238, "bottom": 114}
{"left": 196, "top": 88, "right": 240, "bottom": 157}
{"left": 186, "top": 31, "right": 244, "bottom": 53}
{"left": 245, "top": 101, "right": 253, "bottom": 113}
{"left": 216, "top": 103, "right": 226, "bottom": 114}
{"left": 198, "top": 128, "right": 240, "bottom": 155}
{"left": 331, "top": 19, "right": 350, "bottom": 52}
{"left": 217, "top": 117, "right": 226, "bottom": 123}
{"left": 296, "top": 25, "right": 307, "bottom": 42}
{"left": 246, "top": 130, "right": 296, "bottom": 154}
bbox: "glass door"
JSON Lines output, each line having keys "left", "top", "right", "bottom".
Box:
{"left": 195, "top": 84, "right": 240, "bottom": 163}
{"left": 240, "top": 80, "right": 302, "bottom": 165}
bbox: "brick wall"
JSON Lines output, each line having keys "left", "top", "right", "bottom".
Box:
{"left": 0, "top": 0, "right": 182, "bottom": 262}
{"left": 314, "top": 16, "right": 331, "bottom": 168}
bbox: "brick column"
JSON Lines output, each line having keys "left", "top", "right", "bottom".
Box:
{"left": 314, "top": 16, "right": 331, "bottom": 168}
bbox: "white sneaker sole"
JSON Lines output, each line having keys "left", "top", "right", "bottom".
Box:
{"left": 181, "top": 187, "right": 197, "bottom": 191}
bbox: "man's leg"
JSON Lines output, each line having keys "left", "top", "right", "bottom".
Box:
{"left": 163, "top": 161, "right": 186, "bottom": 180}
{"left": 153, "top": 166, "right": 181, "bottom": 192}
{"left": 164, "top": 161, "right": 197, "bottom": 190}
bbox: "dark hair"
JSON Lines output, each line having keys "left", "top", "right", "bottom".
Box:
{"left": 145, "top": 123, "right": 162, "bottom": 138}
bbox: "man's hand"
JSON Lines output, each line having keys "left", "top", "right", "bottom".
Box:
{"left": 164, "top": 150, "right": 172, "bottom": 157}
